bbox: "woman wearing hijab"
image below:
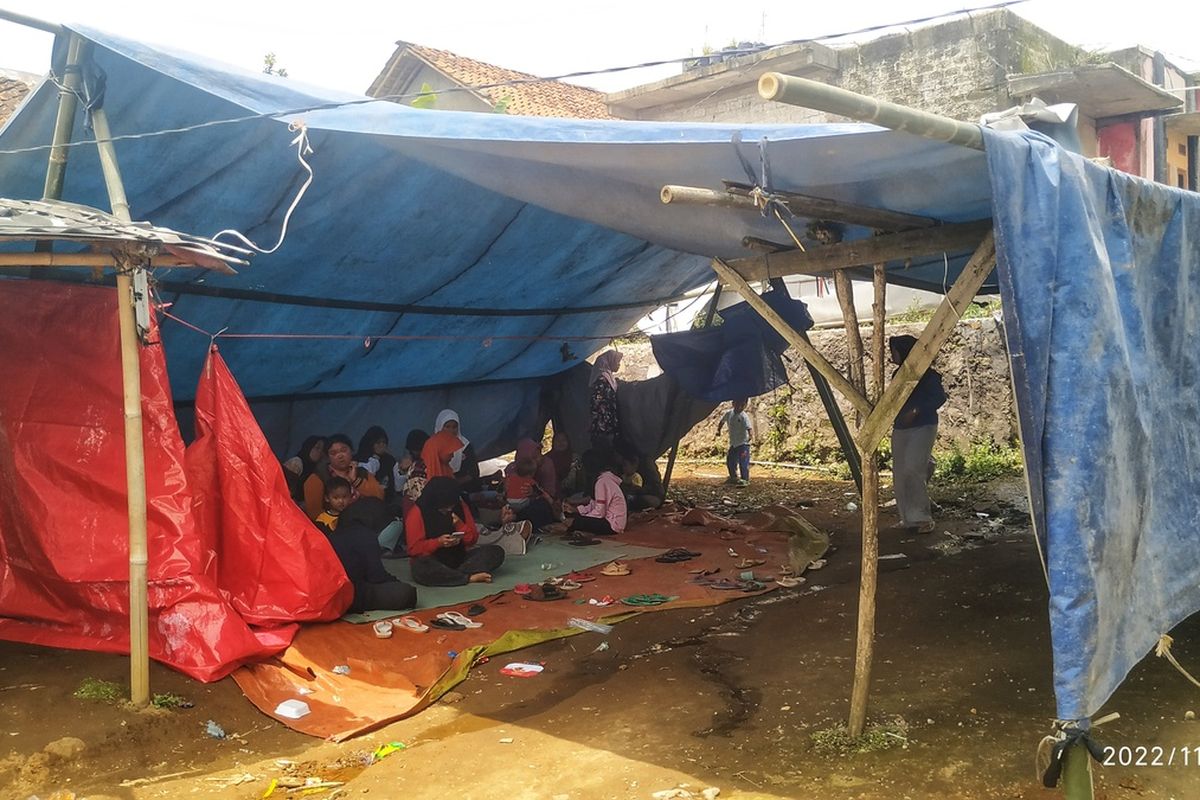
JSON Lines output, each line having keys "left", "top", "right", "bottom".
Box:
{"left": 355, "top": 426, "right": 398, "bottom": 496}
{"left": 421, "top": 409, "right": 489, "bottom": 494}
{"left": 889, "top": 335, "right": 947, "bottom": 534}
{"left": 284, "top": 435, "right": 325, "bottom": 504}
{"left": 546, "top": 431, "right": 578, "bottom": 498}
{"left": 404, "top": 476, "right": 506, "bottom": 586}
{"left": 589, "top": 350, "right": 623, "bottom": 449}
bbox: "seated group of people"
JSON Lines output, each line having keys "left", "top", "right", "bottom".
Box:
{"left": 281, "top": 410, "right": 661, "bottom": 614}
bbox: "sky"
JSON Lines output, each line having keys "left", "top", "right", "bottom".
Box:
{"left": 1, "top": 0, "right": 1198, "bottom": 97}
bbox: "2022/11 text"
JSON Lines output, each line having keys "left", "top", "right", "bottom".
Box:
{"left": 1102, "top": 746, "right": 1200, "bottom": 767}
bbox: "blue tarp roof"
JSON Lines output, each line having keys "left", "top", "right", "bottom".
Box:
{"left": 3, "top": 26, "right": 1198, "bottom": 726}
{"left": 0, "top": 25, "right": 992, "bottom": 405}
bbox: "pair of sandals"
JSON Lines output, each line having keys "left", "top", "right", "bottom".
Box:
{"left": 656, "top": 548, "right": 701, "bottom": 563}
{"left": 696, "top": 577, "right": 766, "bottom": 592}
{"left": 600, "top": 561, "right": 631, "bottom": 577}
{"left": 430, "top": 610, "right": 484, "bottom": 631}
{"left": 514, "top": 582, "right": 568, "bottom": 601}
{"left": 373, "top": 615, "right": 430, "bottom": 638}
{"left": 620, "top": 593, "right": 678, "bottom": 606}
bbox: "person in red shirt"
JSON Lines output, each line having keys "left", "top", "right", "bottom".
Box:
{"left": 404, "top": 477, "right": 505, "bottom": 586}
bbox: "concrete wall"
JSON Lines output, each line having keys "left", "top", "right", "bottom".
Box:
{"left": 616, "top": 10, "right": 1086, "bottom": 125}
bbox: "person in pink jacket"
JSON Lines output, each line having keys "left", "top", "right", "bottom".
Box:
{"left": 563, "top": 449, "right": 627, "bottom": 536}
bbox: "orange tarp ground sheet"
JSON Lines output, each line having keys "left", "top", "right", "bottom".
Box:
{"left": 232, "top": 513, "right": 798, "bottom": 740}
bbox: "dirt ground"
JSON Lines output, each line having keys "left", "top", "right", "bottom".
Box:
{"left": 2, "top": 465, "right": 1198, "bottom": 800}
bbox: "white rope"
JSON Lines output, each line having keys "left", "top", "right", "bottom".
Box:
{"left": 1155, "top": 634, "right": 1200, "bottom": 689}
{"left": 209, "top": 122, "right": 313, "bottom": 255}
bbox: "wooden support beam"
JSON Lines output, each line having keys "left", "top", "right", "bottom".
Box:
{"left": 711, "top": 257, "right": 872, "bottom": 417}
{"left": 0, "top": 252, "right": 234, "bottom": 273}
{"left": 661, "top": 185, "right": 759, "bottom": 211}
{"left": 855, "top": 230, "right": 996, "bottom": 454}
{"left": 727, "top": 219, "right": 992, "bottom": 281}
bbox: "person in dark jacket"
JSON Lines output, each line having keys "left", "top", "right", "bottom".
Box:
{"left": 404, "top": 477, "right": 505, "bottom": 587}
{"left": 321, "top": 517, "right": 417, "bottom": 613}
{"left": 889, "top": 334, "right": 947, "bottom": 533}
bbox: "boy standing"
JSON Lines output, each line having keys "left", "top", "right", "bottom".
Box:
{"left": 716, "top": 398, "right": 753, "bottom": 486}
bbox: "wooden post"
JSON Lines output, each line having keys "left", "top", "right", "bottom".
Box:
{"left": 833, "top": 270, "right": 866, "bottom": 397}
{"left": 848, "top": 447, "right": 880, "bottom": 736}
{"left": 91, "top": 103, "right": 151, "bottom": 707}
{"left": 847, "top": 263, "right": 888, "bottom": 737}
{"left": 856, "top": 231, "right": 996, "bottom": 454}
{"left": 871, "top": 264, "right": 887, "bottom": 402}
{"left": 711, "top": 258, "right": 872, "bottom": 417}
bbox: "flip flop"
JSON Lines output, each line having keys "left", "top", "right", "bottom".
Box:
{"left": 566, "top": 571, "right": 596, "bottom": 583}
{"left": 620, "top": 593, "right": 677, "bottom": 606}
{"left": 776, "top": 576, "right": 805, "bottom": 588}
{"left": 372, "top": 620, "right": 394, "bottom": 639}
{"left": 558, "top": 579, "right": 583, "bottom": 591}
{"left": 513, "top": 583, "right": 533, "bottom": 596}
{"left": 706, "top": 578, "right": 743, "bottom": 591}
{"left": 655, "top": 548, "right": 702, "bottom": 563}
{"left": 735, "top": 558, "right": 765, "bottom": 569}
{"left": 438, "top": 611, "right": 482, "bottom": 629}
{"left": 394, "top": 616, "right": 429, "bottom": 633}
{"left": 600, "top": 561, "right": 631, "bottom": 577}
{"left": 429, "top": 617, "right": 466, "bottom": 631}
{"left": 466, "top": 604, "right": 487, "bottom": 617}
{"left": 687, "top": 566, "right": 721, "bottom": 576}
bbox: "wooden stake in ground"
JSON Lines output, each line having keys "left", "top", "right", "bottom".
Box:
{"left": 833, "top": 269, "right": 866, "bottom": 399}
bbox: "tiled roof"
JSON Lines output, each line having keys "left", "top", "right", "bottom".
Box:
{"left": 0, "top": 75, "right": 35, "bottom": 127}
{"left": 378, "top": 43, "right": 615, "bottom": 119}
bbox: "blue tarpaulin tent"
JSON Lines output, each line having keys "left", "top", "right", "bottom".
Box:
{"left": 2, "top": 25, "right": 1199, "bottom": 727}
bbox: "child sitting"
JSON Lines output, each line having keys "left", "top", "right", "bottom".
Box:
{"left": 504, "top": 457, "right": 539, "bottom": 511}
{"left": 315, "top": 477, "right": 353, "bottom": 534}
{"left": 563, "top": 449, "right": 627, "bottom": 536}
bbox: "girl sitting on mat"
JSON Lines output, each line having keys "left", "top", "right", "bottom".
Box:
{"left": 405, "top": 477, "right": 506, "bottom": 587}
{"left": 563, "top": 449, "right": 627, "bottom": 536}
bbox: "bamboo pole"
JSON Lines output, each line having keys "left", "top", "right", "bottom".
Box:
{"left": 90, "top": 102, "right": 151, "bottom": 707}
{"left": 711, "top": 258, "right": 872, "bottom": 417}
{"left": 758, "top": 72, "right": 984, "bottom": 150}
{"left": 43, "top": 35, "right": 86, "bottom": 202}
{"left": 661, "top": 185, "right": 759, "bottom": 211}
{"left": 0, "top": 7, "right": 64, "bottom": 34}
{"left": 0, "top": 253, "right": 203, "bottom": 268}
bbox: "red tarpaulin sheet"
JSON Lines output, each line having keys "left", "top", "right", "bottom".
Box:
{"left": 0, "top": 281, "right": 350, "bottom": 681}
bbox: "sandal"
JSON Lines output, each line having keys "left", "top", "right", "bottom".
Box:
{"left": 372, "top": 620, "right": 394, "bottom": 639}
{"left": 735, "top": 558, "right": 765, "bottom": 569}
{"left": 688, "top": 566, "right": 720, "bottom": 576}
{"left": 429, "top": 617, "right": 466, "bottom": 631}
{"left": 776, "top": 576, "right": 805, "bottom": 588}
{"left": 655, "top": 548, "right": 701, "bottom": 563}
{"left": 620, "top": 593, "right": 677, "bottom": 606}
{"left": 706, "top": 578, "right": 743, "bottom": 591}
{"left": 600, "top": 561, "right": 631, "bottom": 577}
{"left": 566, "top": 532, "right": 601, "bottom": 547}
{"left": 437, "top": 611, "right": 482, "bottom": 629}
{"left": 394, "top": 616, "right": 429, "bottom": 633}
{"left": 514, "top": 583, "right": 533, "bottom": 596}
{"left": 566, "top": 571, "right": 596, "bottom": 583}
{"left": 558, "top": 579, "right": 583, "bottom": 591}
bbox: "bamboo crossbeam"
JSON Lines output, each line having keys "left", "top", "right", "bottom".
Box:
{"left": 727, "top": 219, "right": 992, "bottom": 281}
{"left": 758, "top": 72, "right": 985, "bottom": 150}
{"left": 711, "top": 257, "right": 872, "bottom": 417}
{"left": 0, "top": 8, "right": 65, "bottom": 35}
{"left": 855, "top": 230, "right": 996, "bottom": 454}
{"left": 661, "top": 185, "right": 759, "bottom": 211}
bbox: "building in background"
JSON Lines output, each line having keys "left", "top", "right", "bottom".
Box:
{"left": 0, "top": 69, "right": 37, "bottom": 128}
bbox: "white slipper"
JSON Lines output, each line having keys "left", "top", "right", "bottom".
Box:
{"left": 437, "top": 611, "right": 483, "bottom": 629}
{"left": 394, "top": 616, "right": 429, "bottom": 633}
{"left": 372, "top": 620, "right": 394, "bottom": 638}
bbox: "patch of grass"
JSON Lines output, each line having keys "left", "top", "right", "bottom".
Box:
{"left": 811, "top": 718, "right": 909, "bottom": 756}
{"left": 888, "top": 301, "right": 935, "bottom": 324}
{"left": 765, "top": 387, "right": 794, "bottom": 460}
{"left": 934, "top": 439, "right": 1024, "bottom": 482}
{"left": 74, "top": 677, "right": 123, "bottom": 703}
{"left": 151, "top": 692, "right": 191, "bottom": 709}
{"left": 961, "top": 298, "right": 1002, "bottom": 319}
